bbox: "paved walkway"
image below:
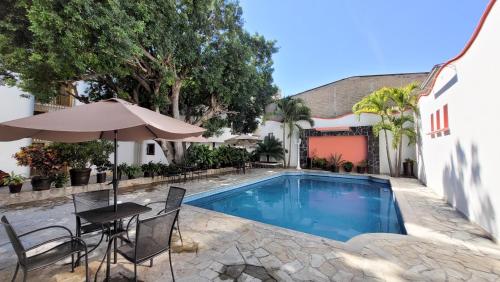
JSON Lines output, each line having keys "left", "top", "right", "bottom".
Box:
{"left": 0, "top": 169, "right": 499, "bottom": 281}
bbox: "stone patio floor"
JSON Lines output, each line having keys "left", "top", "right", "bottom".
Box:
{"left": 0, "top": 169, "right": 499, "bottom": 281}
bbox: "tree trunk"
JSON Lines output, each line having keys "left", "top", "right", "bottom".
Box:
{"left": 171, "top": 79, "right": 184, "bottom": 162}
{"left": 381, "top": 116, "right": 394, "bottom": 176}
{"left": 287, "top": 125, "right": 293, "bottom": 168}
{"left": 383, "top": 129, "right": 394, "bottom": 176}
{"left": 396, "top": 135, "right": 403, "bottom": 177}
{"left": 282, "top": 122, "right": 287, "bottom": 167}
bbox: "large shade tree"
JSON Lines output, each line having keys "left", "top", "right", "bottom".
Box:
{"left": 0, "top": 0, "right": 277, "bottom": 161}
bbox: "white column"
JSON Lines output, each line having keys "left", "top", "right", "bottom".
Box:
{"left": 296, "top": 138, "right": 302, "bottom": 170}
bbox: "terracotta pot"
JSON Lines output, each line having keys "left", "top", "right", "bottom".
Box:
{"left": 96, "top": 172, "right": 107, "bottom": 183}
{"left": 70, "top": 168, "right": 91, "bottom": 186}
{"left": 9, "top": 183, "right": 23, "bottom": 193}
{"left": 31, "top": 176, "right": 52, "bottom": 191}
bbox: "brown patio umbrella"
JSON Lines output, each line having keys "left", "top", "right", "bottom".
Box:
{"left": 0, "top": 98, "right": 205, "bottom": 210}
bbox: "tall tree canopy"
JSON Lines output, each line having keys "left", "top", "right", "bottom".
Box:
{"left": 0, "top": 0, "right": 278, "bottom": 160}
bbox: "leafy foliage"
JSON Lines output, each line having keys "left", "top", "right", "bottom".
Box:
{"left": 185, "top": 144, "right": 215, "bottom": 169}
{"left": 0, "top": 0, "right": 278, "bottom": 159}
{"left": 352, "top": 82, "right": 419, "bottom": 176}
{"left": 271, "top": 97, "right": 314, "bottom": 167}
{"left": 254, "top": 135, "right": 284, "bottom": 162}
{"left": 2, "top": 171, "right": 24, "bottom": 186}
{"left": 13, "top": 144, "right": 65, "bottom": 177}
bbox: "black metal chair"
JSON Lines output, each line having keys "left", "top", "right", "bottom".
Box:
{"left": 72, "top": 190, "right": 111, "bottom": 237}
{"left": 1, "top": 216, "right": 89, "bottom": 282}
{"left": 127, "top": 186, "right": 186, "bottom": 244}
{"left": 113, "top": 210, "right": 180, "bottom": 282}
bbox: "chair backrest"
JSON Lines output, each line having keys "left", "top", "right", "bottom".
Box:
{"left": 73, "top": 190, "right": 110, "bottom": 213}
{"left": 165, "top": 186, "right": 186, "bottom": 211}
{"left": 134, "top": 209, "right": 179, "bottom": 261}
{"left": 1, "top": 216, "right": 26, "bottom": 264}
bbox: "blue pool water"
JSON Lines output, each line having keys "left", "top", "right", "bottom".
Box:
{"left": 186, "top": 174, "right": 405, "bottom": 241}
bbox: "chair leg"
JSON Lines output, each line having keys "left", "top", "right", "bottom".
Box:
{"left": 84, "top": 252, "right": 89, "bottom": 282}
{"left": 71, "top": 254, "right": 75, "bottom": 272}
{"left": 11, "top": 263, "right": 19, "bottom": 282}
{"left": 149, "top": 258, "right": 154, "bottom": 267}
{"left": 169, "top": 249, "right": 175, "bottom": 282}
{"left": 22, "top": 270, "right": 27, "bottom": 282}
{"left": 176, "top": 219, "right": 183, "bottom": 245}
{"left": 134, "top": 263, "right": 137, "bottom": 282}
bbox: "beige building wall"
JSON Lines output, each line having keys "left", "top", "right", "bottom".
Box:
{"left": 292, "top": 73, "right": 429, "bottom": 118}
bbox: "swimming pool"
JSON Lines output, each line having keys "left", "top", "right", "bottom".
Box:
{"left": 186, "top": 173, "right": 405, "bottom": 241}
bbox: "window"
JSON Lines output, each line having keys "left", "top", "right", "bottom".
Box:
{"left": 430, "top": 113, "right": 434, "bottom": 132}
{"left": 436, "top": 110, "right": 441, "bottom": 130}
{"left": 443, "top": 104, "right": 449, "bottom": 129}
{"left": 146, "top": 143, "right": 155, "bottom": 155}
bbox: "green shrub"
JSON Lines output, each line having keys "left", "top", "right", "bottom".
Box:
{"left": 185, "top": 144, "right": 214, "bottom": 169}
{"left": 2, "top": 172, "right": 24, "bottom": 186}
{"left": 312, "top": 157, "right": 328, "bottom": 169}
{"left": 125, "top": 164, "right": 142, "bottom": 178}
{"left": 50, "top": 142, "right": 93, "bottom": 169}
{"left": 89, "top": 140, "right": 114, "bottom": 172}
{"left": 343, "top": 161, "right": 354, "bottom": 171}
{"left": 53, "top": 173, "right": 69, "bottom": 188}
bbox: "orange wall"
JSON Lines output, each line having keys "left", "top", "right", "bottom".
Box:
{"left": 308, "top": 136, "right": 368, "bottom": 164}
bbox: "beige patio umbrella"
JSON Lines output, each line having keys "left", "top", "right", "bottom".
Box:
{"left": 0, "top": 98, "right": 205, "bottom": 210}
{"left": 225, "top": 134, "right": 262, "bottom": 147}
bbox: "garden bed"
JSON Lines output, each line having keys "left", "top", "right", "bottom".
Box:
{"left": 0, "top": 167, "right": 235, "bottom": 207}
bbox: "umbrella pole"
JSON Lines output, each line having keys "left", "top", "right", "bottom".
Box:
{"left": 113, "top": 130, "right": 118, "bottom": 212}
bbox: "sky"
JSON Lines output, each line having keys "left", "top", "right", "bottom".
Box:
{"left": 239, "top": 0, "right": 490, "bottom": 96}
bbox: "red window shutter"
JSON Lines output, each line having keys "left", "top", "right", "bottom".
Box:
{"left": 431, "top": 113, "right": 434, "bottom": 132}
{"left": 436, "top": 110, "right": 441, "bottom": 130}
{"left": 443, "top": 104, "right": 449, "bottom": 129}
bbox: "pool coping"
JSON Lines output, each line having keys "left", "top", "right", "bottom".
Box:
{"left": 184, "top": 170, "right": 412, "bottom": 246}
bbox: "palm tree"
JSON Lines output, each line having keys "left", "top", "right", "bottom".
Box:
{"left": 254, "top": 135, "right": 285, "bottom": 162}
{"left": 273, "top": 97, "right": 314, "bottom": 167}
{"left": 353, "top": 88, "right": 394, "bottom": 176}
{"left": 353, "top": 82, "right": 419, "bottom": 177}
{"left": 387, "top": 82, "right": 419, "bottom": 177}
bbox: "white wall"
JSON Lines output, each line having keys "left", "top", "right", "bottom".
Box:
{"left": 0, "top": 86, "right": 35, "bottom": 176}
{"left": 417, "top": 1, "right": 500, "bottom": 240}
{"left": 257, "top": 114, "right": 416, "bottom": 173}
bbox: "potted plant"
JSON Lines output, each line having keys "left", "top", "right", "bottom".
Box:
{"left": 343, "top": 161, "right": 354, "bottom": 173}
{"left": 14, "top": 145, "right": 64, "bottom": 190}
{"left": 95, "top": 160, "right": 111, "bottom": 183}
{"left": 403, "top": 158, "right": 415, "bottom": 177}
{"left": 125, "top": 164, "right": 142, "bottom": 179}
{"left": 312, "top": 157, "right": 328, "bottom": 170}
{"left": 141, "top": 161, "right": 157, "bottom": 178}
{"left": 328, "top": 153, "right": 344, "bottom": 173}
{"left": 118, "top": 163, "right": 128, "bottom": 180}
{"left": 90, "top": 140, "right": 114, "bottom": 183}
{"left": 356, "top": 160, "right": 367, "bottom": 174}
{"left": 51, "top": 142, "right": 93, "bottom": 186}
{"left": 53, "top": 173, "right": 69, "bottom": 188}
{"left": 3, "top": 172, "right": 24, "bottom": 193}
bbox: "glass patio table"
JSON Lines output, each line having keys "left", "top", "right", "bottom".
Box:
{"left": 75, "top": 202, "right": 151, "bottom": 281}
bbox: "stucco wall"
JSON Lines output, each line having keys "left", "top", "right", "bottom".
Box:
{"left": 417, "top": 1, "right": 500, "bottom": 240}
{"left": 257, "top": 114, "right": 416, "bottom": 174}
{"left": 0, "top": 86, "right": 35, "bottom": 176}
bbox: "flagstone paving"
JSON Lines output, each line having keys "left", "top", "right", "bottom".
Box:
{"left": 0, "top": 169, "right": 499, "bottom": 281}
